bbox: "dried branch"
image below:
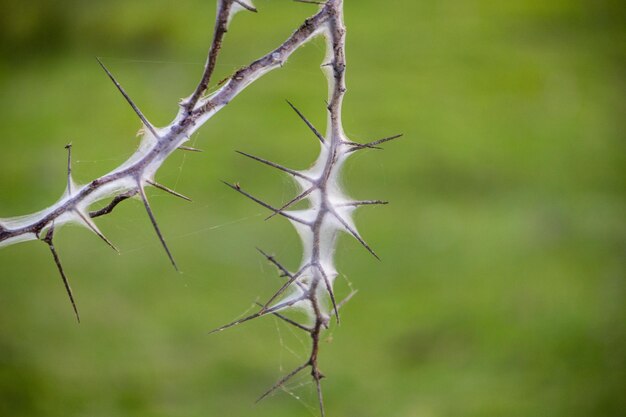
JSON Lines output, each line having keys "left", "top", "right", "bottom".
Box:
{"left": 0, "top": 0, "right": 329, "bottom": 252}
{"left": 211, "top": 1, "right": 396, "bottom": 415}
{"left": 0, "top": 1, "right": 396, "bottom": 415}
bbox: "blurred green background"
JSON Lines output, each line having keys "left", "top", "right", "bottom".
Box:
{"left": 0, "top": 1, "right": 624, "bottom": 416}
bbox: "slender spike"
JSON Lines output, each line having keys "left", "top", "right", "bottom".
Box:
{"left": 256, "top": 248, "right": 307, "bottom": 291}
{"left": 319, "top": 147, "right": 339, "bottom": 186}
{"left": 222, "top": 181, "right": 310, "bottom": 226}
{"left": 235, "top": 151, "right": 314, "bottom": 182}
{"left": 208, "top": 311, "right": 263, "bottom": 334}
{"left": 313, "top": 372, "right": 326, "bottom": 417}
{"left": 234, "top": 0, "right": 258, "bottom": 12}
{"left": 177, "top": 146, "right": 204, "bottom": 153}
{"left": 363, "top": 133, "right": 403, "bottom": 147}
{"left": 261, "top": 264, "right": 311, "bottom": 312}
{"left": 75, "top": 210, "right": 119, "bottom": 253}
{"left": 137, "top": 185, "right": 179, "bottom": 271}
{"left": 273, "top": 313, "right": 313, "bottom": 332}
{"left": 286, "top": 100, "right": 326, "bottom": 144}
{"left": 254, "top": 303, "right": 312, "bottom": 332}
{"left": 330, "top": 210, "right": 380, "bottom": 260}
{"left": 345, "top": 134, "right": 403, "bottom": 153}
{"left": 209, "top": 297, "right": 303, "bottom": 334}
{"left": 95, "top": 57, "right": 160, "bottom": 139}
{"left": 294, "top": 0, "right": 326, "bottom": 4}
{"left": 336, "top": 290, "right": 358, "bottom": 311}
{"left": 257, "top": 247, "right": 292, "bottom": 278}
{"left": 344, "top": 141, "right": 382, "bottom": 151}
{"left": 65, "top": 143, "right": 73, "bottom": 195}
{"left": 337, "top": 200, "right": 388, "bottom": 207}
{"left": 315, "top": 265, "right": 339, "bottom": 324}
{"left": 256, "top": 362, "right": 310, "bottom": 403}
{"left": 89, "top": 190, "right": 137, "bottom": 218}
{"left": 43, "top": 228, "right": 80, "bottom": 323}
{"left": 145, "top": 179, "right": 192, "bottom": 202}
{"left": 265, "top": 186, "right": 315, "bottom": 221}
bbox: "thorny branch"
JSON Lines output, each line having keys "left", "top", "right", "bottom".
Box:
{"left": 211, "top": 1, "right": 400, "bottom": 415}
{"left": 0, "top": 0, "right": 400, "bottom": 415}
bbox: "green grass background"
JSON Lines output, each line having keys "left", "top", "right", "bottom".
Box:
{"left": 0, "top": 1, "right": 624, "bottom": 416}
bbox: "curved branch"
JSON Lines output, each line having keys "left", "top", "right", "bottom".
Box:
{"left": 0, "top": 3, "right": 331, "bottom": 250}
